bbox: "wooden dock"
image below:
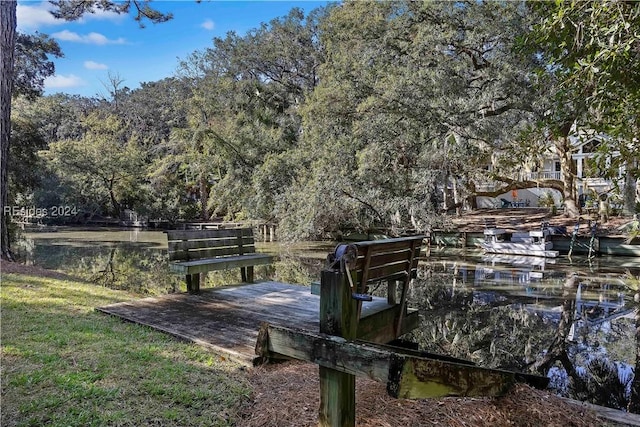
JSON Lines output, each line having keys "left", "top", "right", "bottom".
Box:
{"left": 96, "top": 281, "right": 417, "bottom": 365}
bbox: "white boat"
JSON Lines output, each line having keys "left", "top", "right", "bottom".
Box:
{"left": 480, "top": 227, "right": 559, "bottom": 258}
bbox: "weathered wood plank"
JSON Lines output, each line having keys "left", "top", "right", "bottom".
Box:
{"left": 169, "top": 254, "right": 273, "bottom": 275}
{"left": 319, "top": 268, "right": 358, "bottom": 427}
{"left": 350, "top": 236, "right": 426, "bottom": 250}
{"left": 357, "top": 306, "right": 419, "bottom": 343}
{"left": 255, "top": 323, "right": 549, "bottom": 398}
{"left": 166, "top": 228, "right": 252, "bottom": 241}
{"left": 168, "top": 237, "right": 255, "bottom": 252}
{"left": 319, "top": 269, "right": 358, "bottom": 339}
{"left": 352, "top": 247, "right": 421, "bottom": 271}
{"left": 168, "top": 246, "right": 258, "bottom": 261}
{"left": 356, "top": 262, "right": 412, "bottom": 283}
{"left": 99, "top": 282, "right": 327, "bottom": 364}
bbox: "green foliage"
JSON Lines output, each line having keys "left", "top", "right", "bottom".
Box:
{"left": 14, "top": 32, "right": 62, "bottom": 99}
{"left": 284, "top": 0, "right": 535, "bottom": 237}
{"left": 50, "top": 0, "right": 173, "bottom": 26}
{"left": 17, "top": 0, "right": 640, "bottom": 235}
{"left": 522, "top": 1, "right": 640, "bottom": 213}
{"left": 43, "top": 112, "right": 147, "bottom": 217}
{"left": 9, "top": 98, "right": 48, "bottom": 197}
{"left": 538, "top": 191, "right": 556, "bottom": 208}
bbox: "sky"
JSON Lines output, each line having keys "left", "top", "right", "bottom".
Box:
{"left": 17, "top": 0, "right": 330, "bottom": 98}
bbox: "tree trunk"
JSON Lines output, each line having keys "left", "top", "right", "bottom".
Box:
{"left": 442, "top": 172, "right": 449, "bottom": 212}
{"left": 199, "top": 173, "right": 209, "bottom": 221}
{"left": 107, "top": 176, "right": 121, "bottom": 218}
{"left": 554, "top": 133, "right": 579, "bottom": 218}
{"left": 466, "top": 179, "right": 478, "bottom": 210}
{"left": 534, "top": 274, "right": 578, "bottom": 374}
{"left": 452, "top": 177, "right": 461, "bottom": 216}
{"left": 623, "top": 162, "right": 636, "bottom": 216}
{"left": 1, "top": 1, "right": 17, "bottom": 261}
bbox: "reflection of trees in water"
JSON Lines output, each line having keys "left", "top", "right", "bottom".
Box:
{"left": 407, "top": 266, "right": 638, "bottom": 412}
{"left": 272, "top": 255, "right": 324, "bottom": 285}
{"left": 71, "top": 247, "right": 181, "bottom": 295}
{"left": 406, "top": 273, "right": 553, "bottom": 372}
{"left": 537, "top": 273, "right": 634, "bottom": 411}
{"left": 626, "top": 272, "right": 640, "bottom": 413}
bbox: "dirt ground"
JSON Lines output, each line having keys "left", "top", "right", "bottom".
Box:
{"left": 447, "top": 208, "right": 634, "bottom": 236}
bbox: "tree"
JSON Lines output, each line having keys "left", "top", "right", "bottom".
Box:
{"left": 44, "top": 112, "right": 147, "bottom": 217}
{"left": 1, "top": 0, "right": 172, "bottom": 259}
{"left": 523, "top": 1, "right": 640, "bottom": 216}
{"left": 14, "top": 33, "right": 63, "bottom": 99}
{"left": 1, "top": 0, "right": 17, "bottom": 260}
{"left": 285, "top": 1, "right": 536, "bottom": 238}
{"left": 8, "top": 98, "right": 50, "bottom": 203}
{"left": 158, "top": 7, "right": 331, "bottom": 225}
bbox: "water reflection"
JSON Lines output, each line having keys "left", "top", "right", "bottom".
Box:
{"left": 412, "top": 253, "right": 638, "bottom": 411}
{"left": 13, "top": 230, "right": 639, "bottom": 411}
{"left": 13, "top": 229, "right": 333, "bottom": 293}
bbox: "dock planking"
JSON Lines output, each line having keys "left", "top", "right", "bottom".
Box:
{"left": 97, "top": 281, "right": 408, "bottom": 365}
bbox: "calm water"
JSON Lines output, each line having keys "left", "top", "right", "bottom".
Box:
{"left": 14, "top": 228, "right": 640, "bottom": 410}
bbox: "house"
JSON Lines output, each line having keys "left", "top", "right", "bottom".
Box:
{"left": 475, "top": 130, "right": 626, "bottom": 209}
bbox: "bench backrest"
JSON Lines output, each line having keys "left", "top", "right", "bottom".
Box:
{"left": 343, "top": 236, "right": 424, "bottom": 288}
{"left": 166, "top": 228, "right": 256, "bottom": 262}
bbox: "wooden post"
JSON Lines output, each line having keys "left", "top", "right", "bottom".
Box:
{"left": 269, "top": 225, "right": 275, "bottom": 242}
{"left": 388, "top": 281, "right": 399, "bottom": 305}
{"left": 263, "top": 224, "right": 268, "bottom": 242}
{"left": 319, "top": 268, "right": 358, "bottom": 427}
{"left": 186, "top": 273, "right": 200, "bottom": 294}
{"left": 394, "top": 239, "right": 419, "bottom": 337}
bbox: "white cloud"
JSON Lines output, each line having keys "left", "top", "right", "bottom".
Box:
{"left": 84, "top": 61, "right": 108, "bottom": 70}
{"left": 52, "top": 30, "right": 126, "bottom": 45}
{"left": 17, "top": 1, "right": 124, "bottom": 31}
{"left": 201, "top": 19, "right": 215, "bottom": 31}
{"left": 45, "top": 74, "right": 86, "bottom": 89}
{"left": 17, "top": 2, "right": 59, "bottom": 31}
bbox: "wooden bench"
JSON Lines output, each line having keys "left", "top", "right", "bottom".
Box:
{"left": 166, "top": 228, "right": 273, "bottom": 293}
{"left": 313, "top": 235, "right": 425, "bottom": 342}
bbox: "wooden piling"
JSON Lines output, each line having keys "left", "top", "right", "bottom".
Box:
{"left": 318, "top": 268, "right": 358, "bottom": 427}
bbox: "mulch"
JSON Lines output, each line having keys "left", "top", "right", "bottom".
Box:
{"left": 237, "top": 361, "right": 603, "bottom": 427}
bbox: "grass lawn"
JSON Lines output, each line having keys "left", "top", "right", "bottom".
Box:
{"left": 1, "top": 272, "right": 250, "bottom": 427}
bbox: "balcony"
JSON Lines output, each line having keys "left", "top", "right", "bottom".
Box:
{"left": 522, "top": 171, "right": 562, "bottom": 181}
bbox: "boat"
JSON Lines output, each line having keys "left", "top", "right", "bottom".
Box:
{"left": 480, "top": 226, "right": 559, "bottom": 258}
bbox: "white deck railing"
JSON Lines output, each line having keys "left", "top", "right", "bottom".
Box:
{"left": 522, "top": 171, "right": 562, "bottom": 181}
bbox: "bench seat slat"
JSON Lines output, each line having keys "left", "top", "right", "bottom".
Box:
{"left": 169, "top": 253, "right": 274, "bottom": 275}
{"left": 355, "top": 262, "right": 417, "bottom": 284}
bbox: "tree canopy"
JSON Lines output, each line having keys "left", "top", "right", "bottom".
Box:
{"left": 7, "top": 0, "right": 640, "bottom": 244}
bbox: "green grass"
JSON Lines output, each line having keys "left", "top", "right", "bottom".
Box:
{"left": 1, "top": 272, "right": 250, "bottom": 427}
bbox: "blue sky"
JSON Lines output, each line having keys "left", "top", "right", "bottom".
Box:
{"left": 17, "top": 0, "right": 330, "bottom": 98}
